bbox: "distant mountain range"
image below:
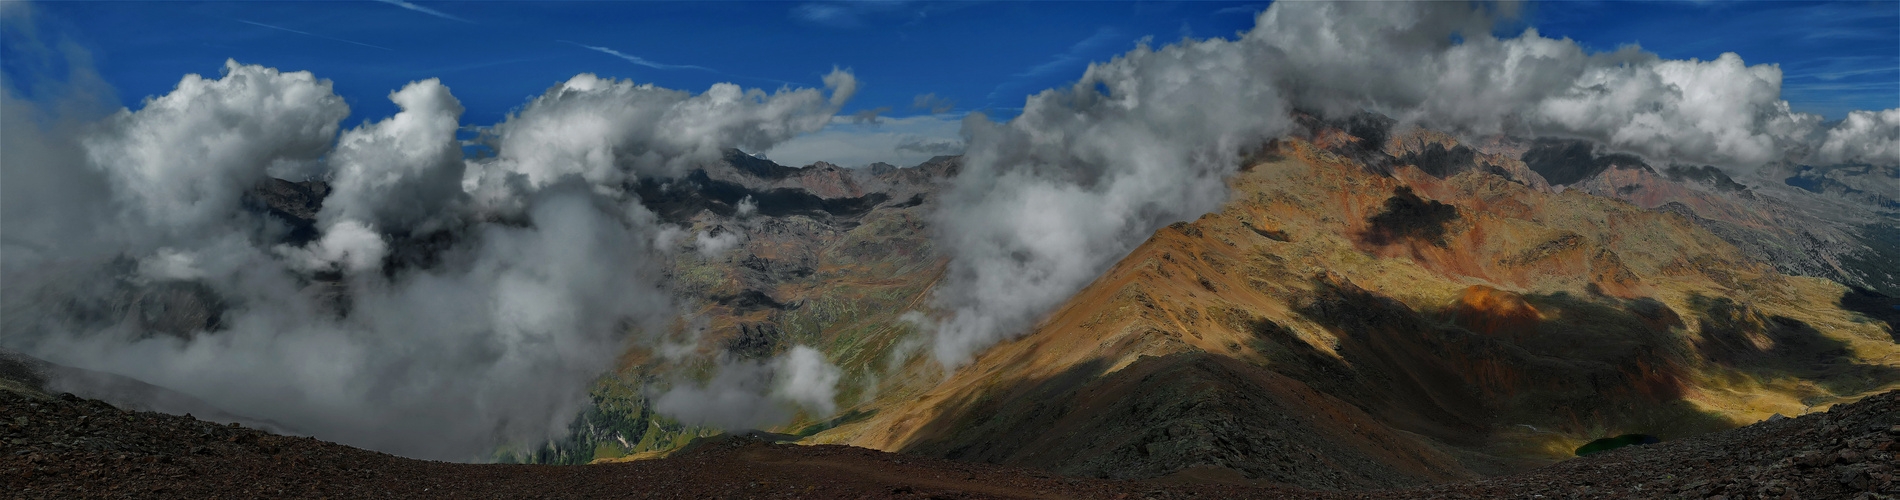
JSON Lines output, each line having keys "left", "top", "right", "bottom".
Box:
{"left": 470, "top": 115, "right": 1896, "bottom": 490}
{"left": 15, "top": 113, "right": 1897, "bottom": 492}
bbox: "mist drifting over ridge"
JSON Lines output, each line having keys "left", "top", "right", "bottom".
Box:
{"left": 921, "top": 0, "right": 1898, "bottom": 366}
{"left": 1, "top": 0, "right": 1894, "bottom": 462}
{"left": 2, "top": 1, "right": 860, "bottom": 458}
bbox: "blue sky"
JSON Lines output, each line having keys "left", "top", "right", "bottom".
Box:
{"left": 1527, "top": 1, "right": 1898, "bottom": 121}
{"left": 6, "top": 1, "right": 1896, "bottom": 165}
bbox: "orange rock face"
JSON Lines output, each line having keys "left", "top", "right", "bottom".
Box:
{"left": 811, "top": 128, "right": 1900, "bottom": 490}
{"left": 1447, "top": 285, "right": 1542, "bottom": 340}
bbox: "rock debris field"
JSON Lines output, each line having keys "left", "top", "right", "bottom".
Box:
{"left": 3, "top": 388, "right": 1895, "bottom": 499}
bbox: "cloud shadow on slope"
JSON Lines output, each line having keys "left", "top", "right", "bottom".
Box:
{"left": 1836, "top": 286, "right": 1900, "bottom": 343}
{"left": 1687, "top": 293, "right": 1900, "bottom": 395}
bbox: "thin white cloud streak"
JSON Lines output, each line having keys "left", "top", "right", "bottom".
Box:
{"left": 1013, "top": 27, "right": 1121, "bottom": 78}
{"left": 418, "top": 58, "right": 538, "bottom": 76}
{"left": 791, "top": 3, "right": 861, "bottom": 28}
{"left": 761, "top": 113, "right": 964, "bottom": 168}
{"left": 373, "top": 0, "right": 473, "bottom": 24}
{"left": 986, "top": 26, "right": 1125, "bottom": 103}
{"left": 912, "top": 92, "right": 956, "bottom": 114}
{"left": 1213, "top": 4, "right": 1267, "bottom": 16}
{"left": 789, "top": 1, "right": 914, "bottom": 29}
{"left": 1791, "top": 66, "right": 1900, "bottom": 82}
{"left": 561, "top": 41, "right": 717, "bottom": 73}
{"left": 237, "top": 20, "right": 392, "bottom": 51}
{"left": 1785, "top": 81, "right": 1900, "bottom": 93}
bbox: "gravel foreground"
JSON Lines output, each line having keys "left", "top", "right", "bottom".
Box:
{"left": 3, "top": 388, "right": 1895, "bottom": 499}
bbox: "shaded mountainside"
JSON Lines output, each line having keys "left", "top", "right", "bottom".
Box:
{"left": 3, "top": 379, "right": 1893, "bottom": 498}
{"left": 24, "top": 149, "right": 959, "bottom": 466}
{"left": 0, "top": 349, "right": 284, "bottom": 434}
{"left": 1783, "top": 163, "right": 1900, "bottom": 211}
{"left": 20, "top": 118, "right": 1897, "bottom": 494}
{"left": 1572, "top": 161, "right": 1899, "bottom": 298}
{"left": 892, "top": 351, "right": 1480, "bottom": 490}
{"left": 1452, "top": 134, "right": 1900, "bottom": 298}
{"left": 513, "top": 151, "right": 956, "bottom": 464}
{"left": 1371, "top": 126, "right": 1899, "bottom": 297}
{"left": 810, "top": 131, "right": 1900, "bottom": 491}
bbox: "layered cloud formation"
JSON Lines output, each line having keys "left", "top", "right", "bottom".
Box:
{"left": 4, "top": 0, "right": 1894, "bottom": 460}
{"left": 1, "top": 49, "right": 856, "bottom": 459}
{"left": 85, "top": 62, "right": 350, "bottom": 241}
{"left": 653, "top": 345, "right": 843, "bottom": 430}
{"left": 469, "top": 70, "right": 856, "bottom": 195}
{"left": 923, "top": 1, "right": 1899, "bottom": 365}
{"left": 1818, "top": 109, "right": 1900, "bottom": 166}
{"left": 762, "top": 113, "right": 966, "bottom": 168}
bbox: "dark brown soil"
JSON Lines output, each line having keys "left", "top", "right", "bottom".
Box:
{"left": 4, "top": 388, "right": 1895, "bottom": 499}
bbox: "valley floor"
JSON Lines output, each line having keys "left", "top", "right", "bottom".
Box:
{"left": 3, "top": 388, "right": 1894, "bottom": 499}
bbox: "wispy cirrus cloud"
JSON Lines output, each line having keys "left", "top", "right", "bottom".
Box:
{"left": 372, "top": 0, "right": 473, "bottom": 24}
{"left": 849, "top": 106, "right": 892, "bottom": 124}
{"left": 1014, "top": 27, "right": 1122, "bottom": 78}
{"left": 912, "top": 93, "right": 956, "bottom": 114}
{"left": 986, "top": 26, "right": 1124, "bottom": 103}
{"left": 790, "top": 1, "right": 910, "bottom": 29}
{"left": 561, "top": 41, "right": 715, "bottom": 72}
{"left": 1779, "top": 55, "right": 1898, "bottom": 117}
{"left": 792, "top": 3, "right": 863, "bottom": 28}
{"left": 561, "top": 41, "right": 816, "bottom": 90}
{"left": 1798, "top": 66, "right": 1900, "bottom": 82}
{"left": 237, "top": 20, "right": 391, "bottom": 51}
{"left": 1213, "top": 4, "right": 1267, "bottom": 16}
{"left": 1783, "top": 55, "right": 1900, "bottom": 81}
{"left": 761, "top": 113, "right": 963, "bottom": 168}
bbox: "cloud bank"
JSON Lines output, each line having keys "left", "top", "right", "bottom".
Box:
{"left": 924, "top": 1, "right": 1898, "bottom": 365}
{"left": 1, "top": 46, "right": 855, "bottom": 460}
{"left": 84, "top": 61, "right": 349, "bottom": 241}
{"left": 761, "top": 113, "right": 965, "bottom": 168}
{"left": 651, "top": 345, "right": 843, "bottom": 431}
{"left": 465, "top": 69, "right": 854, "bottom": 204}
{"left": 1817, "top": 109, "right": 1900, "bottom": 165}
{"left": 4, "top": 0, "right": 1892, "bottom": 460}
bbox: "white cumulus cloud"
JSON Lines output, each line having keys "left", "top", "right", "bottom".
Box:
{"left": 3, "top": 53, "right": 857, "bottom": 461}
{"left": 694, "top": 229, "right": 743, "bottom": 258}
{"left": 1817, "top": 109, "right": 1900, "bottom": 165}
{"left": 923, "top": 0, "right": 1895, "bottom": 367}
{"left": 651, "top": 344, "right": 843, "bottom": 431}
{"left": 321, "top": 78, "right": 468, "bottom": 231}
{"left": 465, "top": 68, "right": 857, "bottom": 208}
{"left": 81, "top": 60, "right": 349, "bottom": 241}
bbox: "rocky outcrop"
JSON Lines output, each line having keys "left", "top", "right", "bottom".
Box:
{"left": 4, "top": 376, "right": 1892, "bottom": 498}
{"left": 0, "top": 348, "right": 280, "bottom": 432}
{"left": 518, "top": 152, "right": 955, "bottom": 464}
{"left": 900, "top": 352, "right": 1478, "bottom": 491}
{"left": 813, "top": 131, "right": 1899, "bottom": 490}
{"left": 242, "top": 177, "right": 329, "bottom": 245}
{"left": 1502, "top": 137, "right": 1900, "bottom": 297}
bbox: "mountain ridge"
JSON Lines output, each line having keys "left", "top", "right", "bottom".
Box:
{"left": 800, "top": 129, "right": 1899, "bottom": 489}
{"left": 14, "top": 118, "right": 1895, "bottom": 493}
